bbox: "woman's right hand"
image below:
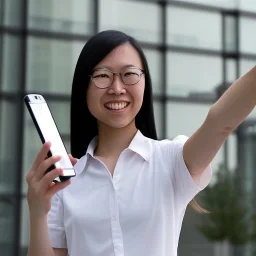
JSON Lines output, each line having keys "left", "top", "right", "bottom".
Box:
{"left": 26, "top": 141, "right": 71, "bottom": 218}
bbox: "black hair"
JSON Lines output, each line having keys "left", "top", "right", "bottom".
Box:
{"left": 70, "top": 30, "right": 157, "bottom": 159}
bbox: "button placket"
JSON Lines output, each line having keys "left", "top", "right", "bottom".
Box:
{"left": 110, "top": 179, "right": 124, "bottom": 255}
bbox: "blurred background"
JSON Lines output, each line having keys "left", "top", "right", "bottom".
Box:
{"left": 1, "top": 0, "right": 256, "bottom": 255}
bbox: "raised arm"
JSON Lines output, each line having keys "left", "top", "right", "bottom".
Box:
{"left": 183, "top": 65, "right": 256, "bottom": 181}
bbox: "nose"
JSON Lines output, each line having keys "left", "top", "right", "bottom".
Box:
{"left": 107, "top": 75, "right": 126, "bottom": 95}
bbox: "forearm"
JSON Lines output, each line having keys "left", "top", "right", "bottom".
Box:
{"left": 210, "top": 65, "right": 256, "bottom": 131}
{"left": 27, "top": 215, "right": 55, "bottom": 256}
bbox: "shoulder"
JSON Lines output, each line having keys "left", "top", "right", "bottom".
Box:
{"left": 145, "top": 134, "right": 189, "bottom": 153}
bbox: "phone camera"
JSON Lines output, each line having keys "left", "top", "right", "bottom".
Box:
{"left": 35, "top": 96, "right": 38, "bottom": 99}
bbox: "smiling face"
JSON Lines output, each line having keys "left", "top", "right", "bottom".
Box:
{"left": 86, "top": 43, "right": 145, "bottom": 131}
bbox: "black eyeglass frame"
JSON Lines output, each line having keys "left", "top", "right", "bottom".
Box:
{"left": 89, "top": 67, "right": 145, "bottom": 89}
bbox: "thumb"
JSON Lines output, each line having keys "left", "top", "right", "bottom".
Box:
{"left": 68, "top": 154, "right": 78, "bottom": 166}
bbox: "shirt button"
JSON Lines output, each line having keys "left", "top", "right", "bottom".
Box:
{"left": 115, "top": 243, "right": 122, "bottom": 250}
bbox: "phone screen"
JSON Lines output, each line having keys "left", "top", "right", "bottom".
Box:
{"left": 30, "top": 102, "right": 75, "bottom": 176}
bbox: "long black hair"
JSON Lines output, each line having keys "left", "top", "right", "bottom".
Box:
{"left": 70, "top": 30, "right": 157, "bottom": 159}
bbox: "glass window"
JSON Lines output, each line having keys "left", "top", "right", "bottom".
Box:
{"left": 240, "top": 17, "right": 256, "bottom": 54}
{"left": 166, "top": 102, "right": 224, "bottom": 173}
{"left": 167, "top": 6, "right": 221, "bottom": 50}
{"left": 2, "top": 35, "right": 22, "bottom": 92}
{"left": 0, "top": 195, "right": 15, "bottom": 255}
{"left": 20, "top": 198, "right": 29, "bottom": 255}
{"left": 167, "top": 52, "right": 222, "bottom": 98}
{"left": 228, "top": 133, "right": 237, "bottom": 171}
{"left": 226, "top": 59, "right": 237, "bottom": 83}
{"left": 239, "top": 0, "right": 256, "bottom": 12}
{"left": 224, "top": 15, "right": 237, "bottom": 52}
{"left": 3, "top": 0, "right": 23, "bottom": 27}
{"left": 26, "top": 37, "right": 84, "bottom": 93}
{"left": 143, "top": 49, "right": 163, "bottom": 95}
{"left": 99, "top": 0, "right": 162, "bottom": 44}
{"left": 28, "top": 0, "right": 94, "bottom": 35}
{"left": 153, "top": 101, "right": 163, "bottom": 139}
{"left": 168, "top": 0, "right": 236, "bottom": 9}
{"left": 22, "top": 102, "right": 71, "bottom": 194}
{"left": 0, "top": 100, "right": 20, "bottom": 194}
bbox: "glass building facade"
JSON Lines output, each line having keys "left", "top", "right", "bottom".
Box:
{"left": 1, "top": 0, "right": 256, "bottom": 255}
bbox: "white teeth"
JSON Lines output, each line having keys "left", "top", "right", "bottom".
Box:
{"left": 105, "top": 102, "right": 129, "bottom": 110}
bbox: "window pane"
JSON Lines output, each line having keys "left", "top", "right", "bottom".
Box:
{"left": 26, "top": 37, "right": 84, "bottom": 93}
{"left": 167, "top": 6, "right": 221, "bottom": 50}
{"left": 240, "top": 17, "right": 256, "bottom": 54}
{"left": 28, "top": 0, "right": 94, "bottom": 35}
{"left": 226, "top": 59, "right": 237, "bottom": 83}
{"left": 168, "top": 0, "right": 236, "bottom": 9}
{"left": 167, "top": 52, "right": 222, "bottom": 98}
{"left": 143, "top": 49, "right": 163, "bottom": 95}
{"left": 0, "top": 100, "right": 20, "bottom": 194}
{"left": 2, "top": 35, "right": 22, "bottom": 92}
{"left": 166, "top": 102, "right": 224, "bottom": 173}
{"left": 20, "top": 198, "right": 29, "bottom": 255}
{"left": 224, "top": 16, "right": 237, "bottom": 52}
{"left": 99, "top": 0, "right": 162, "bottom": 44}
{"left": 153, "top": 101, "right": 163, "bottom": 139}
{"left": 3, "top": 0, "right": 23, "bottom": 27}
{"left": 239, "top": 0, "right": 256, "bottom": 12}
{"left": 22, "top": 102, "right": 71, "bottom": 194}
{"left": 0, "top": 195, "right": 15, "bottom": 255}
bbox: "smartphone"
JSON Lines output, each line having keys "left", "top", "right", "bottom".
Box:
{"left": 24, "top": 94, "right": 76, "bottom": 182}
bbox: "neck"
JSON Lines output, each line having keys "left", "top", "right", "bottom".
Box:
{"left": 94, "top": 122, "right": 138, "bottom": 158}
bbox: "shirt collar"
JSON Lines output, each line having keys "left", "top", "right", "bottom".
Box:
{"left": 74, "top": 130, "right": 151, "bottom": 175}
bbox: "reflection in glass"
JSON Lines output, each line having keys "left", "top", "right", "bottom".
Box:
{"left": 3, "top": 0, "right": 23, "bottom": 27}
{"left": 0, "top": 100, "right": 19, "bottom": 194}
{"left": 166, "top": 102, "right": 223, "bottom": 172}
{"left": 224, "top": 16, "right": 237, "bottom": 52}
{"left": 26, "top": 37, "right": 84, "bottom": 93}
{"left": 167, "top": 6, "right": 221, "bottom": 50}
{"left": 143, "top": 49, "right": 163, "bottom": 95}
{"left": 99, "top": 0, "right": 162, "bottom": 44}
{"left": 167, "top": 52, "right": 222, "bottom": 98}
{"left": 2, "top": 35, "right": 22, "bottom": 92}
{"left": 28, "top": 0, "right": 94, "bottom": 34}
{"left": 226, "top": 59, "right": 237, "bottom": 83}
{"left": 0, "top": 196, "right": 15, "bottom": 255}
{"left": 20, "top": 198, "right": 29, "bottom": 255}
{"left": 153, "top": 101, "right": 163, "bottom": 139}
{"left": 240, "top": 17, "right": 256, "bottom": 54}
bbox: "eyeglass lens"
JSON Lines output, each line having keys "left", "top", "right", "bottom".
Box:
{"left": 92, "top": 68, "right": 142, "bottom": 88}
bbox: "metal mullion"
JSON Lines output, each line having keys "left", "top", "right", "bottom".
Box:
{"left": 13, "top": 0, "right": 28, "bottom": 255}
{"left": 158, "top": 0, "right": 167, "bottom": 139}
{"left": 94, "top": 0, "right": 99, "bottom": 33}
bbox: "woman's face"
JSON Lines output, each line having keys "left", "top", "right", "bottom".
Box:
{"left": 86, "top": 43, "right": 145, "bottom": 130}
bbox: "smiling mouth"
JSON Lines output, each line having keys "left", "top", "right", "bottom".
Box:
{"left": 104, "top": 102, "right": 130, "bottom": 110}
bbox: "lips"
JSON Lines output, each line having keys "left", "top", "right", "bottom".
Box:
{"left": 104, "top": 102, "right": 130, "bottom": 110}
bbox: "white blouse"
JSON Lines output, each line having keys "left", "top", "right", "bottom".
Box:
{"left": 48, "top": 130, "right": 212, "bottom": 256}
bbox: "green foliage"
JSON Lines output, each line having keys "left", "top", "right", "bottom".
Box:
{"left": 197, "top": 164, "right": 250, "bottom": 245}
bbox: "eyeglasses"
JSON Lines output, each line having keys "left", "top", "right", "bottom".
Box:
{"left": 89, "top": 67, "right": 144, "bottom": 89}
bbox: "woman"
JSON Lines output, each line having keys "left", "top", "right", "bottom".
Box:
{"left": 26, "top": 30, "right": 256, "bottom": 256}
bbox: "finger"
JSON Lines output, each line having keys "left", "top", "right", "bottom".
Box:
{"left": 46, "top": 179, "right": 71, "bottom": 198}
{"left": 68, "top": 154, "right": 78, "bottom": 166}
{"left": 31, "top": 141, "right": 52, "bottom": 171}
{"left": 33, "top": 155, "right": 62, "bottom": 182}
{"left": 39, "top": 168, "right": 63, "bottom": 193}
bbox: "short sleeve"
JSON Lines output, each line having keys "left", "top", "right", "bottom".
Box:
{"left": 171, "top": 135, "right": 212, "bottom": 207}
{"left": 47, "top": 192, "right": 67, "bottom": 248}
